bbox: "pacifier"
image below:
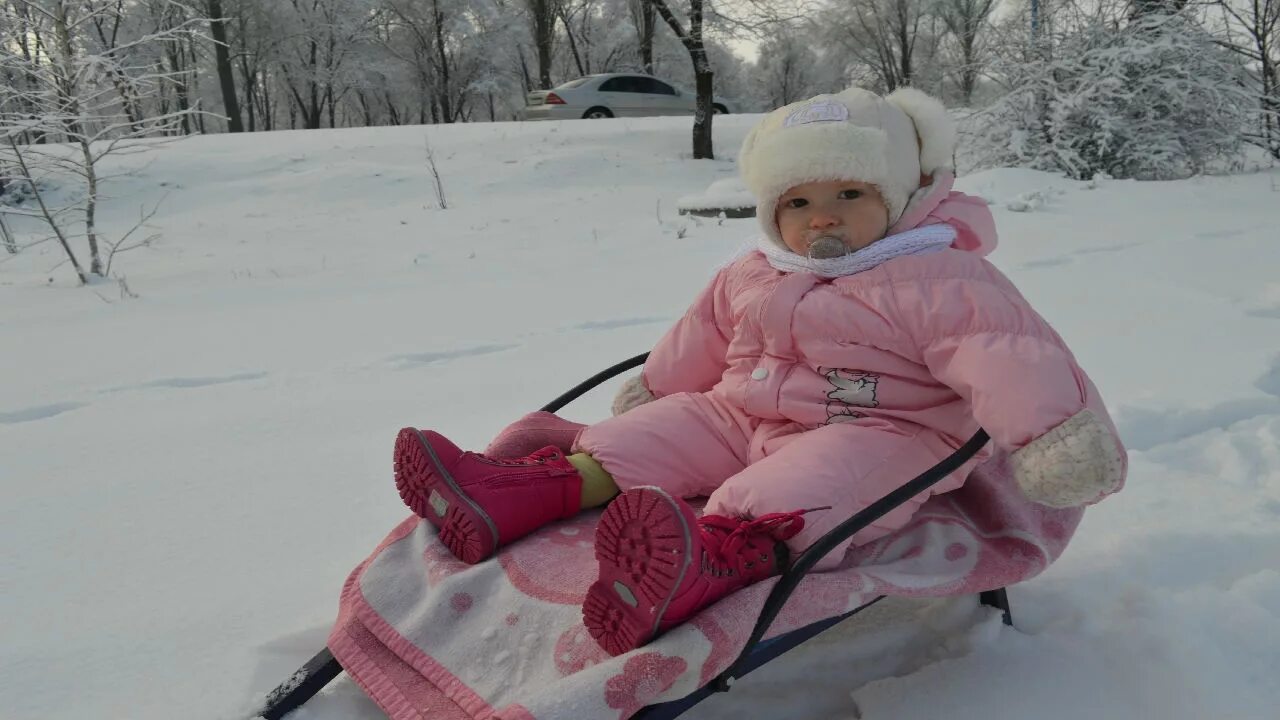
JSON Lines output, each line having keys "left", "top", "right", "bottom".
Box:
{"left": 807, "top": 235, "right": 849, "bottom": 259}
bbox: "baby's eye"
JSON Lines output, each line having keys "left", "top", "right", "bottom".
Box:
{"left": 839, "top": 189, "right": 863, "bottom": 200}
{"left": 785, "top": 198, "right": 809, "bottom": 209}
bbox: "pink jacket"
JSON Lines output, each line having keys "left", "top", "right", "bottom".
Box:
{"left": 640, "top": 179, "right": 1123, "bottom": 470}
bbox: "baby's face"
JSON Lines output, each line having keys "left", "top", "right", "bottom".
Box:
{"left": 776, "top": 180, "right": 889, "bottom": 257}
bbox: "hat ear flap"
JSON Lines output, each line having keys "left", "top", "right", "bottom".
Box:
{"left": 885, "top": 88, "right": 956, "bottom": 175}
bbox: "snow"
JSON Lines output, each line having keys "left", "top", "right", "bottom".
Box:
{"left": 2, "top": 115, "right": 1278, "bottom": 720}
{"left": 677, "top": 176, "right": 755, "bottom": 212}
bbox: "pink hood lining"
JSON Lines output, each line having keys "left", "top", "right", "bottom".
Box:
{"left": 888, "top": 171, "right": 997, "bottom": 257}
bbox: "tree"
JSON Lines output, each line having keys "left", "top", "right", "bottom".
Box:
{"left": 276, "top": 0, "right": 379, "bottom": 129}
{"left": 934, "top": 0, "right": 996, "bottom": 105}
{"left": 526, "top": 0, "right": 557, "bottom": 88}
{"left": 970, "top": 10, "right": 1253, "bottom": 179}
{"left": 644, "top": 0, "right": 715, "bottom": 159}
{"left": 629, "top": 0, "right": 655, "bottom": 72}
{"left": 825, "top": 0, "right": 940, "bottom": 93}
{"left": 754, "top": 26, "right": 823, "bottom": 108}
{"left": 205, "top": 0, "right": 242, "bottom": 131}
{"left": 1209, "top": 0, "right": 1280, "bottom": 158}
{"left": 0, "top": 0, "right": 201, "bottom": 282}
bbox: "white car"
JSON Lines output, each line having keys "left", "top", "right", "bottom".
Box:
{"left": 521, "top": 73, "right": 735, "bottom": 120}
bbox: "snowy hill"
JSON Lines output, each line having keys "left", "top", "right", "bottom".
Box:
{"left": 1, "top": 117, "right": 1278, "bottom": 720}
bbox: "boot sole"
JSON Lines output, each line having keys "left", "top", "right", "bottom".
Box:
{"left": 394, "top": 428, "right": 498, "bottom": 565}
{"left": 583, "top": 487, "right": 693, "bottom": 656}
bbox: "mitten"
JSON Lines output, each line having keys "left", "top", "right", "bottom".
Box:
{"left": 611, "top": 374, "right": 656, "bottom": 416}
{"left": 1009, "top": 409, "right": 1125, "bottom": 508}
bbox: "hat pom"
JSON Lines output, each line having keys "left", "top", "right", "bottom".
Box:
{"left": 885, "top": 88, "right": 956, "bottom": 175}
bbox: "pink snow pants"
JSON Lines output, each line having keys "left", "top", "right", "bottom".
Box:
{"left": 574, "top": 392, "right": 970, "bottom": 570}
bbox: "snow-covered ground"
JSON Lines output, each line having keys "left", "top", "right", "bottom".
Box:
{"left": 2, "top": 117, "right": 1277, "bottom": 720}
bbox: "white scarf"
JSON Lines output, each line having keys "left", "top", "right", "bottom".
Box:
{"left": 755, "top": 223, "right": 957, "bottom": 278}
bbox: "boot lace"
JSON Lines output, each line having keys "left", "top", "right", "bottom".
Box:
{"left": 474, "top": 445, "right": 562, "bottom": 467}
{"left": 698, "top": 507, "right": 829, "bottom": 578}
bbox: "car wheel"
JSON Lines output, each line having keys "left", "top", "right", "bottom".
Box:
{"left": 712, "top": 104, "right": 729, "bottom": 115}
{"left": 583, "top": 107, "right": 614, "bottom": 119}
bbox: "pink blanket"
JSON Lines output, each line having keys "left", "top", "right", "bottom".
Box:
{"left": 328, "top": 412, "right": 1083, "bottom": 720}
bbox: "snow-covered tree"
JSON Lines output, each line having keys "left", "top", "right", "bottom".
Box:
{"left": 969, "top": 10, "right": 1252, "bottom": 180}
{"left": 750, "top": 22, "right": 846, "bottom": 110}
{"left": 933, "top": 0, "right": 996, "bottom": 106}
{"left": 0, "top": 0, "right": 204, "bottom": 283}
{"left": 273, "top": 0, "right": 381, "bottom": 129}
{"left": 822, "top": 0, "right": 944, "bottom": 94}
{"left": 1207, "top": 0, "right": 1280, "bottom": 158}
{"left": 754, "top": 27, "right": 821, "bottom": 108}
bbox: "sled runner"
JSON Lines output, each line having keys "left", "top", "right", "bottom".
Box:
{"left": 258, "top": 352, "right": 1079, "bottom": 720}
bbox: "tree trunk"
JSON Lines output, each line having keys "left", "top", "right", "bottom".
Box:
{"left": 165, "top": 44, "right": 192, "bottom": 134}
{"left": 559, "top": 7, "right": 586, "bottom": 77}
{"left": 80, "top": 139, "right": 103, "bottom": 275}
{"left": 639, "top": 2, "right": 655, "bottom": 74}
{"left": 90, "top": 10, "right": 144, "bottom": 132}
{"left": 262, "top": 81, "right": 273, "bottom": 131}
{"left": 530, "top": 0, "right": 555, "bottom": 88}
{"left": 51, "top": 3, "right": 101, "bottom": 276}
{"left": 239, "top": 55, "right": 257, "bottom": 131}
{"left": 207, "top": 0, "right": 244, "bottom": 132}
{"left": 6, "top": 138, "right": 87, "bottom": 283}
{"left": 385, "top": 91, "right": 402, "bottom": 125}
{"left": 647, "top": 0, "right": 714, "bottom": 159}
{"left": 187, "top": 33, "right": 206, "bottom": 133}
{"left": 517, "top": 45, "right": 533, "bottom": 94}
{"left": 432, "top": 0, "right": 454, "bottom": 122}
{"left": 692, "top": 60, "right": 714, "bottom": 159}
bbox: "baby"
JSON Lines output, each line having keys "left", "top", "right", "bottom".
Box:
{"left": 393, "top": 88, "right": 1126, "bottom": 656}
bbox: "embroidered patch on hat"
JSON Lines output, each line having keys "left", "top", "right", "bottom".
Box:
{"left": 784, "top": 100, "right": 849, "bottom": 128}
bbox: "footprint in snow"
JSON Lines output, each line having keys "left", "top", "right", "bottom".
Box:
{"left": 1073, "top": 241, "right": 1143, "bottom": 256}
{"left": 1116, "top": 395, "right": 1280, "bottom": 452}
{"left": 573, "top": 317, "right": 669, "bottom": 331}
{"left": 388, "top": 343, "right": 519, "bottom": 369}
{"left": 1255, "top": 357, "right": 1280, "bottom": 399}
{"left": 104, "top": 371, "right": 269, "bottom": 392}
{"left": 0, "top": 402, "right": 88, "bottom": 425}
{"left": 1019, "top": 256, "right": 1073, "bottom": 270}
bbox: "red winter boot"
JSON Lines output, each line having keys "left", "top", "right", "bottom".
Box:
{"left": 583, "top": 487, "right": 810, "bottom": 656}
{"left": 394, "top": 428, "right": 583, "bottom": 564}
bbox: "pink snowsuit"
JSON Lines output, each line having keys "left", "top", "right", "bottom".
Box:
{"left": 575, "top": 177, "right": 1122, "bottom": 568}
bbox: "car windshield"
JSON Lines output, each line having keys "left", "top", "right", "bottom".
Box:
{"left": 554, "top": 78, "right": 591, "bottom": 90}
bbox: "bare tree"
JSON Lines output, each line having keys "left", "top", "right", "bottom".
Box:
{"left": 825, "top": 0, "right": 938, "bottom": 93}
{"left": 645, "top": 0, "right": 715, "bottom": 158}
{"left": 0, "top": 0, "right": 202, "bottom": 282}
{"left": 204, "top": 0, "right": 243, "bottom": 131}
{"left": 934, "top": 0, "right": 996, "bottom": 105}
{"left": 526, "top": 0, "right": 558, "bottom": 88}
{"left": 277, "top": 0, "right": 378, "bottom": 129}
{"left": 1208, "top": 0, "right": 1280, "bottom": 158}
{"left": 755, "top": 26, "right": 823, "bottom": 107}
{"left": 5, "top": 135, "right": 89, "bottom": 282}
{"left": 629, "top": 0, "right": 656, "bottom": 72}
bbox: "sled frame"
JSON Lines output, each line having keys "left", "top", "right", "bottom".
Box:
{"left": 257, "top": 352, "right": 1008, "bottom": 720}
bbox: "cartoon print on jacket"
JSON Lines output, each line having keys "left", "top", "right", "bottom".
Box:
{"left": 823, "top": 369, "right": 880, "bottom": 424}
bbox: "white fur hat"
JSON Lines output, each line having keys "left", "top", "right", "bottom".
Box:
{"left": 739, "top": 87, "right": 956, "bottom": 249}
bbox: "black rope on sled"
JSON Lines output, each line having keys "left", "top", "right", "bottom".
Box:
{"left": 710, "top": 428, "right": 991, "bottom": 693}
{"left": 540, "top": 352, "right": 650, "bottom": 414}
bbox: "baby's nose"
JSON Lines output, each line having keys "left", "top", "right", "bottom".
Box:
{"left": 810, "top": 213, "right": 840, "bottom": 229}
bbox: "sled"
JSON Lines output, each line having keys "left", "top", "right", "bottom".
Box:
{"left": 257, "top": 352, "right": 1009, "bottom": 720}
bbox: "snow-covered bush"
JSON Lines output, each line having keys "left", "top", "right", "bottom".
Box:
{"left": 968, "top": 12, "right": 1253, "bottom": 180}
